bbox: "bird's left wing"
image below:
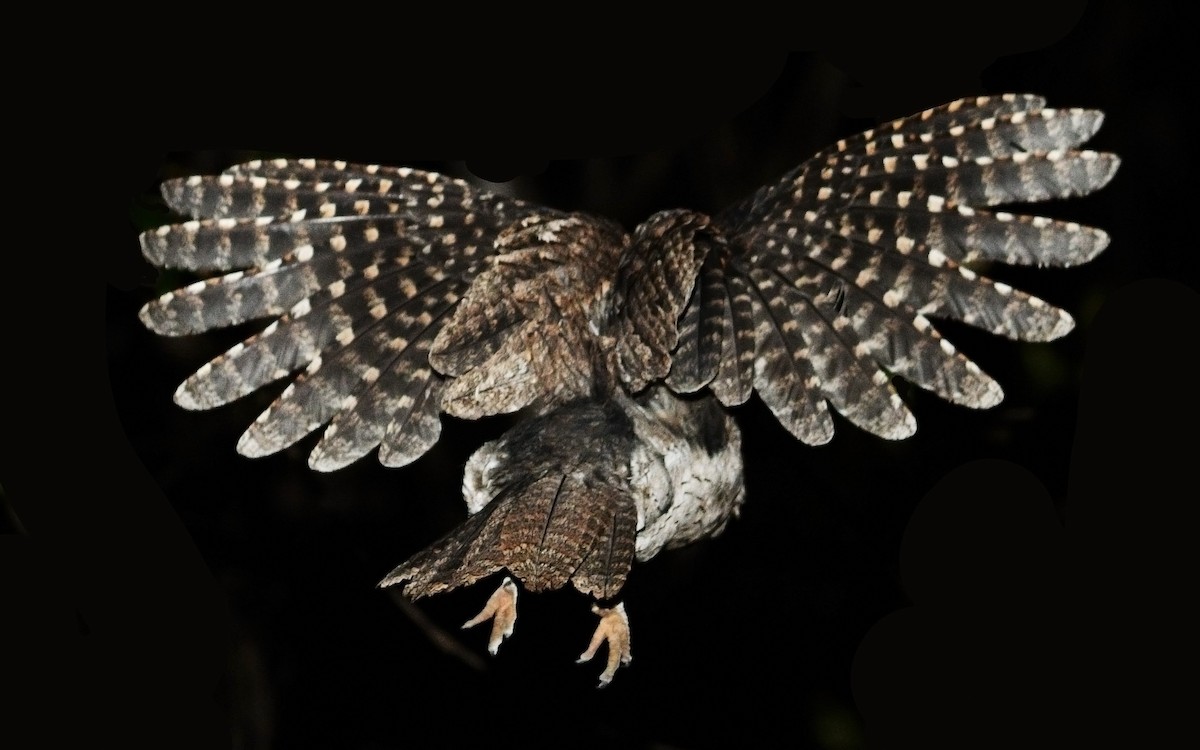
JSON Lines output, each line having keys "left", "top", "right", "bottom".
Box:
{"left": 613, "top": 94, "right": 1119, "bottom": 444}
{"left": 139, "top": 158, "right": 559, "bottom": 470}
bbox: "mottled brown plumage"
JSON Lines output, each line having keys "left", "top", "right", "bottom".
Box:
{"left": 138, "top": 94, "right": 1118, "bottom": 685}
{"left": 380, "top": 402, "right": 640, "bottom": 600}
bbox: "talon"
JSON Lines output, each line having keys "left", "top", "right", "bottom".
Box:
{"left": 462, "top": 577, "right": 518, "bottom": 655}
{"left": 576, "top": 601, "right": 632, "bottom": 687}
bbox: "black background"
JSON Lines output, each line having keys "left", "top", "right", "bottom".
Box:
{"left": 3, "top": 2, "right": 1197, "bottom": 748}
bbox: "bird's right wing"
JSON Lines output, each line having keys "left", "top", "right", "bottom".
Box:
{"left": 615, "top": 94, "right": 1119, "bottom": 444}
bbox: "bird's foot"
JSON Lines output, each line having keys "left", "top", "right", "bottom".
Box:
{"left": 576, "top": 601, "right": 632, "bottom": 687}
{"left": 462, "top": 577, "right": 518, "bottom": 655}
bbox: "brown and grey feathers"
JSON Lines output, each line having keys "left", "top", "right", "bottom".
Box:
{"left": 379, "top": 403, "right": 639, "bottom": 600}
{"left": 431, "top": 214, "right": 628, "bottom": 419}
{"left": 139, "top": 159, "right": 555, "bottom": 470}
{"left": 138, "top": 94, "right": 1118, "bottom": 470}
{"left": 696, "top": 93, "right": 1118, "bottom": 443}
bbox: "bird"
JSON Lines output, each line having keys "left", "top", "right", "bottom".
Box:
{"left": 136, "top": 93, "right": 1118, "bottom": 686}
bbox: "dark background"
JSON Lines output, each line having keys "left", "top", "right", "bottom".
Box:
{"left": 4, "top": 2, "right": 1196, "bottom": 748}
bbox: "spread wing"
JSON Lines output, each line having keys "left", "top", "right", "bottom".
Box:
{"left": 613, "top": 93, "right": 1119, "bottom": 444}
{"left": 138, "top": 158, "right": 563, "bottom": 470}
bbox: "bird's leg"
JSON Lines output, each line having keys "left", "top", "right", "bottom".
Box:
{"left": 462, "top": 576, "right": 518, "bottom": 655}
{"left": 577, "top": 601, "right": 632, "bottom": 687}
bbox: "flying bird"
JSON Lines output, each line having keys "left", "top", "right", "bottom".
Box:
{"left": 137, "top": 94, "right": 1118, "bottom": 686}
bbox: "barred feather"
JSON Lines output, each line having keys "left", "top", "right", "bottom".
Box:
{"left": 835, "top": 205, "right": 1110, "bottom": 268}
{"left": 665, "top": 235, "right": 728, "bottom": 393}
{"left": 707, "top": 273, "right": 757, "bottom": 406}
{"left": 612, "top": 210, "right": 711, "bottom": 392}
{"left": 746, "top": 272, "right": 834, "bottom": 444}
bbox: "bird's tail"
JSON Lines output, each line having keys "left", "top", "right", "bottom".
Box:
{"left": 378, "top": 402, "right": 639, "bottom": 600}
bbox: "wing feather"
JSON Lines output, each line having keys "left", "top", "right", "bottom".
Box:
{"left": 666, "top": 94, "right": 1118, "bottom": 441}
{"left": 139, "top": 159, "right": 542, "bottom": 469}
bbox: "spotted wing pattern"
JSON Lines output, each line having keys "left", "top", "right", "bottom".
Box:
{"left": 139, "top": 159, "right": 556, "bottom": 470}
{"left": 140, "top": 95, "right": 1118, "bottom": 471}
{"left": 615, "top": 94, "right": 1118, "bottom": 444}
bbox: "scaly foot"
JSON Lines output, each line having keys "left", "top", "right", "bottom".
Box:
{"left": 462, "top": 577, "right": 518, "bottom": 655}
{"left": 577, "top": 602, "right": 632, "bottom": 687}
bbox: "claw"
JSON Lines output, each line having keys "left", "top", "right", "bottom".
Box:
{"left": 462, "top": 577, "right": 518, "bottom": 655}
{"left": 576, "top": 601, "right": 632, "bottom": 687}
